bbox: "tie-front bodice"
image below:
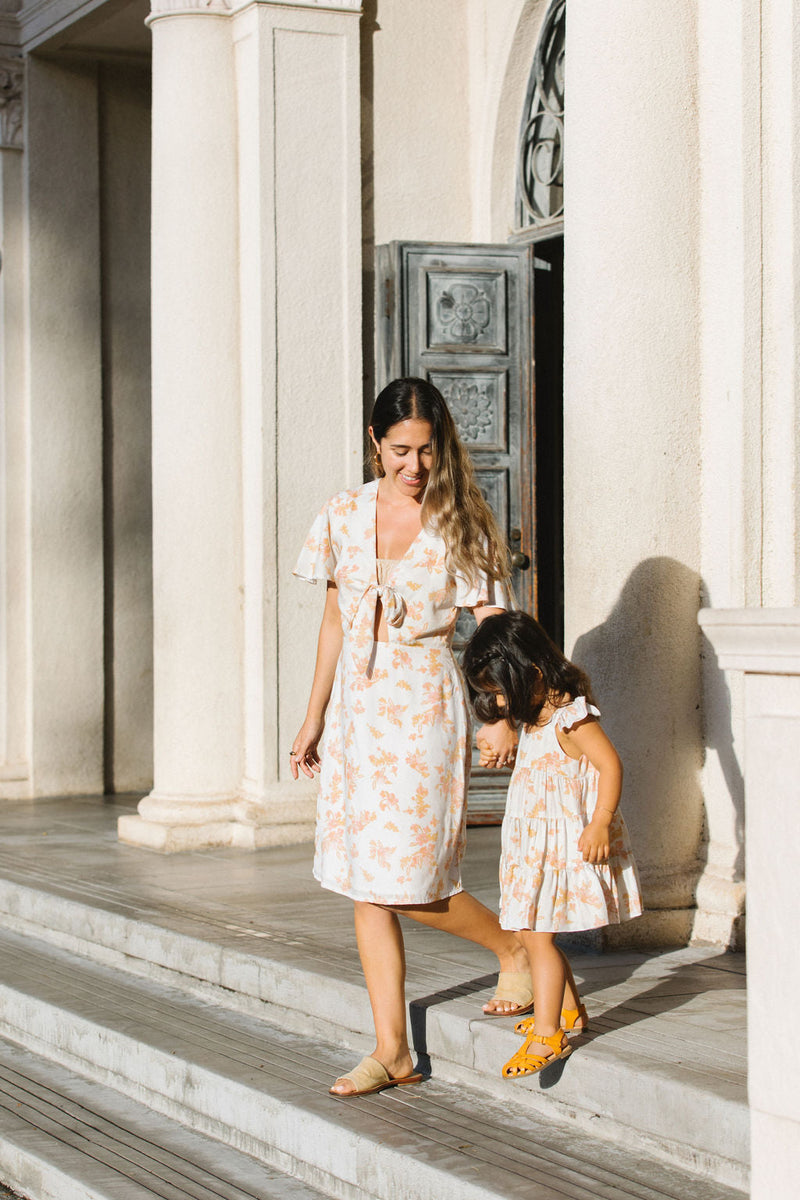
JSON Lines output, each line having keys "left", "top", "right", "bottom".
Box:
{"left": 293, "top": 481, "right": 515, "bottom": 673}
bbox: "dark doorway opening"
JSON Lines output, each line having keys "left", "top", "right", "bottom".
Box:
{"left": 532, "top": 236, "right": 564, "bottom": 646}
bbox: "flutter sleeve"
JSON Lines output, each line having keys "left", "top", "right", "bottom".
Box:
{"left": 454, "top": 570, "right": 517, "bottom": 611}
{"left": 293, "top": 500, "right": 336, "bottom": 584}
{"left": 554, "top": 696, "right": 601, "bottom": 731}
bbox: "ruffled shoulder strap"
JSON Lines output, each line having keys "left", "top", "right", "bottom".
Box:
{"left": 553, "top": 695, "right": 600, "bottom": 732}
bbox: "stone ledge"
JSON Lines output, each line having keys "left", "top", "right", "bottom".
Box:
{"left": 700, "top": 607, "right": 800, "bottom": 672}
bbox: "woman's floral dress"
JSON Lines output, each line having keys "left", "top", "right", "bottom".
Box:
{"left": 294, "top": 480, "right": 513, "bottom": 904}
{"left": 499, "top": 697, "right": 643, "bottom": 931}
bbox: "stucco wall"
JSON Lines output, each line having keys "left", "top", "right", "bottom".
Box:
{"left": 26, "top": 58, "right": 105, "bottom": 797}
{"left": 369, "top": 0, "right": 472, "bottom": 246}
{"left": 563, "top": 1, "right": 704, "bottom": 941}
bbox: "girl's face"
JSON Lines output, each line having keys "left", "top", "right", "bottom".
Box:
{"left": 370, "top": 418, "right": 434, "bottom": 499}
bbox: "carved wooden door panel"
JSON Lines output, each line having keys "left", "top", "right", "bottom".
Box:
{"left": 375, "top": 241, "right": 535, "bottom": 818}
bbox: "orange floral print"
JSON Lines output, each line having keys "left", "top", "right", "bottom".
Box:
{"left": 294, "top": 480, "right": 513, "bottom": 904}
{"left": 499, "top": 698, "right": 643, "bottom": 932}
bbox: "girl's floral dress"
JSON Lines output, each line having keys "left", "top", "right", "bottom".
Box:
{"left": 294, "top": 480, "right": 513, "bottom": 904}
{"left": 500, "top": 697, "right": 643, "bottom": 931}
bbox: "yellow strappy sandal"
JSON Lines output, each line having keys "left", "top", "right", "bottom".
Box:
{"left": 514, "top": 1001, "right": 589, "bottom": 1036}
{"left": 501, "top": 1029, "right": 572, "bottom": 1079}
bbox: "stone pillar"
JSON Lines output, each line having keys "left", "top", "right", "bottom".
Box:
{"left": 119, "top": 0, "right": 363, "bottom": 850}
{"left": 564, "top": 1, "right": 703, "bottom": 944}
{"left": 119, "top": 0, "right": 243, "bottom": 850}
{"left": 692, "top": 0, "right": 760, "bottom": 946}
{"left": 229, "top": 0, "right": 363, "bottom": 847}
{"left": 0, "top": 59, "right": 27, "bottom": 798}
{"left": 699, "top": 609, "right": 800, "bottom": 1200}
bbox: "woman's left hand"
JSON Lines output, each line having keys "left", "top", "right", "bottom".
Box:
{"left": 476, "top": 721, "right": 518, "bottom": 769}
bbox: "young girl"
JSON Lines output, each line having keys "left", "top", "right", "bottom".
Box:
{"left": 463, "top": 611, "right": 643, "bottom": 1079}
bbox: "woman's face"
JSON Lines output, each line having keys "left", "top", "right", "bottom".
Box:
{"left": 370, "top": 418, "right": 434, "bottom": 499}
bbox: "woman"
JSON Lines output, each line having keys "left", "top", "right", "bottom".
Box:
{"left": 290, "top": 377, "right": 527, "bottom": 1096}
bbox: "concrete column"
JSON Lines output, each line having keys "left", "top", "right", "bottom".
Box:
{"left": 0, "top": 59, "right": 28, "bottom": 798}
{"left": 760, "top": 0, "right": 800, "bottom": 606}
{"left": 692, "top": 0, "right": 760, "bottom": 946}
{"left": 699, "top": 608, "right": 800, "bottom": 1200}
{"left": 564, "top": 2, "right": 703, "bottom": 945}
{"left": 25, "top": 60, "right": 105, "bottom": 798}
{"left": 229, "top": 0, "right": 362, "bottom": 847}
{"left": 119, "top": 0, "right": 243, "bottom": 850}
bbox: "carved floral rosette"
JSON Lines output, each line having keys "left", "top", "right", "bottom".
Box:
{"left": 0, "top": 58, "right": 23, "bottom": 151}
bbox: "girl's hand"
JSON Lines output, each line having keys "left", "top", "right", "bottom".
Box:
{"left": 476, "top": 722, "right": 518, "bottom": 769}
{"left": 289, "top": 719, "right": 324, "bottom": 780}
{"left": 578, "top": 815, "right": 612, "bottom": 863}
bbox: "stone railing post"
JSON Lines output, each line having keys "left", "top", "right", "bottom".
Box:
{"left": 699, "top": 608, "right": 800, "bottom": 1199}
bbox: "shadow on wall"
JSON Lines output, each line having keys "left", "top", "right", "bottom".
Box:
{"left": 570, "top": 558, "right": 741, "bottom": 940}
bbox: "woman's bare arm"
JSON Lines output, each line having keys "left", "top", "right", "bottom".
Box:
{"left": 290, "top": 583, "right": 343, "bottom": 779}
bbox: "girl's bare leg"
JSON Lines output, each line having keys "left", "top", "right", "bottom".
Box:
{"left": 330, "top": 901, "right": 414, "bottom": 1095}
{"left": 395, "top": 891, "right": 530, "bottom": 1013}
{"left": 558, "top": 946, "right": 582, "bottom": 1016}
{"left": 519, "top": 931, "right": 564, "bottom": 1038}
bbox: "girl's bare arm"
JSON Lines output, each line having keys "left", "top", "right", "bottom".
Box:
{"left": 558, "top": 718, "right": 623, "bottom": 863}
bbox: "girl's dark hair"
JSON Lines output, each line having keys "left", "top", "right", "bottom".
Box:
{"left": 462, "top": 611, "right": 595, "bottom": 727}
{"left": 369, "top": 377, "right": 509, "bottom": 583}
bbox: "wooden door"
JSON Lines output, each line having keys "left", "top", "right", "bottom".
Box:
{"left": 375, "top": 241, "right": 535, "bottom": 818}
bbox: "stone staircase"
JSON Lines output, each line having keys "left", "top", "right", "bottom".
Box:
{"left": 0, "top": 798, "right": 748, "bottom": 1200}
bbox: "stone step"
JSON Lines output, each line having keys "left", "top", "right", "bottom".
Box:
{"left": 0, "top": 926, "right": 743, "bottom": 1200}
{"left": 0, "top": 876, "right": 748, "bottom": 1189}
{"left": 0, "top": 1038, "right": 325, "bottom": 1200}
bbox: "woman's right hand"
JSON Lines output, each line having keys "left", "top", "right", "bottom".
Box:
{"left": 289, "top": 718, "right": 324, "bottom": 780}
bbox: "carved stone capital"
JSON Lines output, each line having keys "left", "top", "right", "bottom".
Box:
{"left": 0, "top": 58, "right": 23, "bottom": 151}
{"left": 148, "top": 0, "right": 231, "bottom": 22}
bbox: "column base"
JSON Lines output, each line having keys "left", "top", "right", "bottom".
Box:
{"left": 691, "top": 872, "right": 746, "bottom": 949}
{"left": 603, "top": 907, "right": 696, "bottom": 951}
{"left": 231, "top": 789, "right": 316, "bottom": 848}
{"left": 117, "top": 788, "right": 317, "bottom": 852}
{"left": 117, "top": 813, "right": 236, "bottom": 851}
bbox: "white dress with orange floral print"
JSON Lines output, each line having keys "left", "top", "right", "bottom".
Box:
{"left": 294, "top": 480, "right": 513, "bottom": 905}
{"left": 499, "top": 697, "right": 643, "bottom": 932}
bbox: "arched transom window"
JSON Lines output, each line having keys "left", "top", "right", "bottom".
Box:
{"left": 515, "top": 0, "right": 565, "bottom": 236}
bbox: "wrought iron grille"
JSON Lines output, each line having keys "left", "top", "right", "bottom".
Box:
{"left": 515, "top": 0, "right": 565, "bottom": 234}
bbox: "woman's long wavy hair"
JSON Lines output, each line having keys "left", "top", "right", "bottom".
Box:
{"left": 369, "top": 377, "right": 510, "bottom": 583}
{"left": 462, "top": 611, "right": 595, "bottom": 728}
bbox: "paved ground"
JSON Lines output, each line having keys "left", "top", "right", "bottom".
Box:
{"left": 0, "top": 793, "right": 746, "bottom": 1084}
{"left": 0, "top": 795, "right": 749, "bottom": 1198}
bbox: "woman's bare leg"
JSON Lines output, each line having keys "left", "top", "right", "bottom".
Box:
{"left": 395, "top": 891, "right": 530, "bottom": 1014}
{"left": 330, "top": 901, "right": 415, "bottom": 1095}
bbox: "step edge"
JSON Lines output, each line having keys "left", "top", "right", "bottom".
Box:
{"left": 0, "top": 886, "right": 749, "bottom": 1188}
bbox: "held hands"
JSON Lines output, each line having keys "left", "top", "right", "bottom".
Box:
{"left": 289, "top": 718, "right": 324, "bottom": 780}
{"left": 476, "top": 722, "right": 518, "bottom": 770}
